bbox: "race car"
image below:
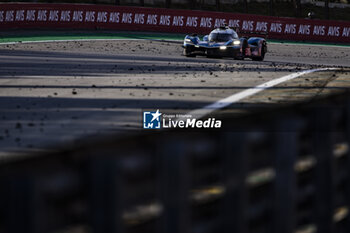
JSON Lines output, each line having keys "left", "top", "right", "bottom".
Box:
{"left": 183, "top": 26, "right": 267, "bottom": 61}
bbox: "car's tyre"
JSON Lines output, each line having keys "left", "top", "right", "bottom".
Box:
{"left": 235, "top": 40, "right": 247, "bottom": 60}
{"left": 183, "top": 48, "right": 196, "bottom": 57}
{"left": 252, "top": 42, "right": 267, "bottom": 61}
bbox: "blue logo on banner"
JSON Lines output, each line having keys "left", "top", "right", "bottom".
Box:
{"left": 143, "top": 110, "right": 162, "bottom": 129}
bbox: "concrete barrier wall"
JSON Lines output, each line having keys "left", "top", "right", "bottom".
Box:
{"left": 0, "top": 3, "right": 349, "bottom": 43}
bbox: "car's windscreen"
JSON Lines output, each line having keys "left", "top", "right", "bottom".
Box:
{"left": 209, "top": 32, "right": 238, "bottom": 42}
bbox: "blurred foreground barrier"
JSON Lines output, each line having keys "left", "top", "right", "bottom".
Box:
{"left": 2, "top": 91, "right": 350, "bottom": 233}
{"left": 0, "top": 3, "right": 350, "bottom": 43}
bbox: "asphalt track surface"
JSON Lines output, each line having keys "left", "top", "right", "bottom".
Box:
{"left": 0, "top": 38, "right": 350, "bottom": 156}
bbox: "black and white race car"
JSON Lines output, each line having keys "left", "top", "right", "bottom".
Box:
{"left": 183, "top": 26, "right": 267, "bottom": 61}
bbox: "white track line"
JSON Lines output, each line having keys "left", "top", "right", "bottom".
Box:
{"left": 187, "top": 67, "right": 337, "bottom": 119}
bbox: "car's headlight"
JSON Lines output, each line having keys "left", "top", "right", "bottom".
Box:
{"left": 185, "top": 38, "right": 192, "bottom": 43}
{"left": 233, "top": 40, "right": 241, "bottom": 45}
{"left": 220, "top": 46, "right": 227, "bottom": 50}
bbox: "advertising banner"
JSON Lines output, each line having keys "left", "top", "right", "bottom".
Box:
{"left": 0, "top": 3, "right": 349, "bottom": 43}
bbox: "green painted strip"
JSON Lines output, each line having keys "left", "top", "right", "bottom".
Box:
{"left": 267, "top": 39, "right": 350, "bottom": 48}
{"left": 0, "top": 31, "right": 185, "bottom": 43}
{"left": 0, "top": 31, "right": 349, "bottom": 47}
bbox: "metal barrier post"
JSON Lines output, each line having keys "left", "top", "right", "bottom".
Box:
{"left": 272, "top": 119, "right": 299, "bottom": 233}
{"left": 158, "top": 139, "right": 190, "bottom": 233}
{"left": 89, "top": 156, "right": 124, "bottom": 233}
{"left": 5, "top": 174, "right": 42, "bottom": 233}
{"left": 221, "top": 132, "right": 248, "bottom": 233}
{"left": 313, "top": 109, "right": 335, "bottom": 233}
{"left": 272, "top": 130, "right": 298, "bottom": 233}
{"left": 345, "top": 97, "right": 350, "bottom": 232}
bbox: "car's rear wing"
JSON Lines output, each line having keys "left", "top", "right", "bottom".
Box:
{"left": 232, "top": 27, "right": 269, "bottom": 39}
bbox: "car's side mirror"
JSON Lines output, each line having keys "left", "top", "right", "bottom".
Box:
{"left": 203, "top": 35, "right": 209, "bottom": 41}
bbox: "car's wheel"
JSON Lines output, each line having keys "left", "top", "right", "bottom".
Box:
{"left": 252, "top": 42, "right": 266, "bottom": 61}
{"left": 235, "top": 40, "right": 247, "bottom": 60}
{"left": 183, "top": 48, "right": 196, "bottom": 57}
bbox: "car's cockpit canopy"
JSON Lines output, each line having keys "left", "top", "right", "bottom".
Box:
{"left": 208, "top": 28, "right": 239, "bottom": 42}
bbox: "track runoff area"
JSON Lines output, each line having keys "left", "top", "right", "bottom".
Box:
{"left": 0, "top": 32, "right": 349, "bottom": 156}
